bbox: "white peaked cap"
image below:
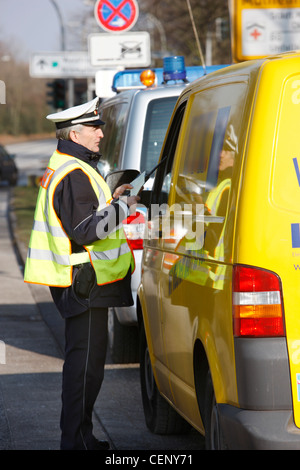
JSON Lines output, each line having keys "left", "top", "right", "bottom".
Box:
{"left": 46, "top": 97, "right": 105, "bottom": 129}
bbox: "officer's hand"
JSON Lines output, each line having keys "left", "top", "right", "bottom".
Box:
{"left": 113, "top": 184, "right": 133, "bottom": 199}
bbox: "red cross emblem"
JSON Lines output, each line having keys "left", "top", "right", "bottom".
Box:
{"left": 250, "top": 28, "right": 262, "bottom": 40}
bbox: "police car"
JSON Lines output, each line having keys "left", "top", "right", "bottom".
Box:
{"left": 98, "top": 57, "right": 228, "bottom": 363}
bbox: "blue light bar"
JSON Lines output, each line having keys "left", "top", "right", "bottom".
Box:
{"left": 112, "top": 64, "right": 229, "bottom": 92}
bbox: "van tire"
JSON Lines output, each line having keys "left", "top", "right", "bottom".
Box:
{"left": 204, "top": 371, "right": 226, "bottom": 450}
{"left": 139, "top": 324, "right": 190, "bottom": 435}
{"left": 108, "top": 308, "right": 139, "bottom": 364}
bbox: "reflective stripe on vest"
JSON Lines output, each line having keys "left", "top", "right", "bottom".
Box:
{"left": 24, "top": 150, "right": 134, "bottom": 287}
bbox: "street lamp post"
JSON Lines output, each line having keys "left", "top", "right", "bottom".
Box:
{"left": 49, "top": 0, "right": 66, "bottom": 50}
{"left": 48, "top": 0, "right": 74, "bottom": 107}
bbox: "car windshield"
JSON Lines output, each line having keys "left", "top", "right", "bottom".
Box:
{"left": 140, "top": 96, "right": 178, "bottom": 174}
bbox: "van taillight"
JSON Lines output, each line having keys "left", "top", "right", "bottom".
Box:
{"left": 232, "top": 265, "right": 285, "bottom": 337}
{"left": 123, "top": 211, "right": 145, "bottom": 250}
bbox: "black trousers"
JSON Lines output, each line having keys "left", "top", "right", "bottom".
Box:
{"left": 60, "top": 307, "right": 108, "bottom": 450}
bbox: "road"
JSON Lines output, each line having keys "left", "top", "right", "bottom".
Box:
{"left": 7, "top": 138, "right": 57, "bottom": 186}
{"left": 5, "top": 140, "right": 205, "bottom": 451}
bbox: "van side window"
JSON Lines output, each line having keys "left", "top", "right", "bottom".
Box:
{"left": 174, "top": 84, "right": 246, "bottom": 260}
{"left": 206, "top": 106, "right": 231, "bottom": 190}
{"left": 150, "top": 102, "right": 186, "bottom": 211}
{"left": 98, "top": 102, "right": 128, "bottom": 175}
{"left": 176, "top": 105, "right": 231, "bottom": 205}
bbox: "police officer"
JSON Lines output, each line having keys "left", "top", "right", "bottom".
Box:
{"left": 24, "top": 97, "right": 139, "bottom": 450}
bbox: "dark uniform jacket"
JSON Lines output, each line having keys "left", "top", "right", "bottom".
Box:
{"left": 50, "top": 139, "right": 133, "bottom": 318}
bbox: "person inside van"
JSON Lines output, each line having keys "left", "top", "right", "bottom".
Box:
{"left": 205, "top": 124, "right": 237, "bottom": 281}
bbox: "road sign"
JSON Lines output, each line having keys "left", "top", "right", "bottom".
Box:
{"left": 89, "top": 32, "right": 151, "bottom": 67}
{"left": 30, "top": 51, "right": 100, "bottom": 78}
{"left": 230, "top": 0, "right": 300, "bottom": 62}
{"left": 94, "top": 0, "right": 139, "bottom": 33}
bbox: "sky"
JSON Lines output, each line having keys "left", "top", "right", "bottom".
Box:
{"left": 0, "top": 0, "right": 98, "bottom": 62}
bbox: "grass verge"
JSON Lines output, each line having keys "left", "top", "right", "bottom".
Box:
{"left": 10, "top": 186, "right": 39, "bottom": 247}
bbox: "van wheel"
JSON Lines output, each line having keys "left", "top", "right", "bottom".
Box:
{"left": 139, "top": 325, "right": 190, "bottom": 434}
{"left": 204, "top": 371, "right": 225, "bottom": 450}
{"left": 108, "top": 308, "right": 139, "bottom": 364}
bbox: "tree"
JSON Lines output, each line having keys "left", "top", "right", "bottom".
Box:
{"left": 137, "top": 0, "right": 231, "bottom": 66}
{"left": 0, "top": 41, "right": 53, "bottom": 136}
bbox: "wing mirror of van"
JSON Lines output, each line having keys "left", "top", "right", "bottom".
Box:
{"left": 105, "top": 169, "right": 154, "bottom": 209}
{"left": 105, "top": 169, "right": 140, "bottom": 194}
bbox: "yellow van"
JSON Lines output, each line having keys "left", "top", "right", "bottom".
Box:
{"left": 137, "top": 51, "right": 300, "bottom": 449}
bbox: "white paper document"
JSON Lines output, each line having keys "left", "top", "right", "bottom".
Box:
{"left": 130, "top": 171, "right": 145, "bottom": 196}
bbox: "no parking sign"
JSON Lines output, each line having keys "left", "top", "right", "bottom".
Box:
{"left": 94, "top": 0, "right": 139, "bottom": 33}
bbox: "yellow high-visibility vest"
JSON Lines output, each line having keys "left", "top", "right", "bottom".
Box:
{"left": 24, "top": 150, "right": 134, "bottom": 287}
{"left": 206, "top": 178, "right": 231, "bottom": 290}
